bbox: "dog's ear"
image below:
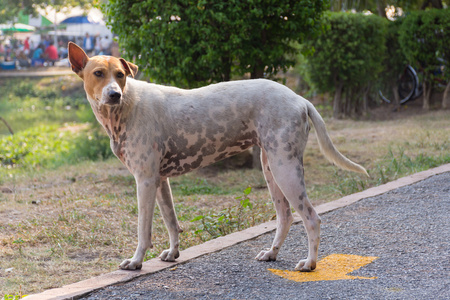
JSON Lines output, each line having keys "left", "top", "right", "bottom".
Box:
{"left": 68, "top": 42, "right": 89, "bottom": 76}
{"left": 120, "top": 58, "right": 139, "bottom": 78}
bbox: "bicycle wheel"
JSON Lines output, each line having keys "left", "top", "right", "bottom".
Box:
{"left": 379, "top": 65, "right": 417, "bottom": 104}
{"left": 398, "top": 65, "right": 418, "bottom": 104}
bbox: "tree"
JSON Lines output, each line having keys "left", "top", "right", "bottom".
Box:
{"left": 0, "top": 0, "right": 96, "bottom": 24}
{"left": 302, "top": 12, "right": 387, "bottom": 118}
{"left": 399, "top": 8, "right": 450, "bottom": 109}
{"left": 103, "top": 0, "right": 329, "bottom": 88}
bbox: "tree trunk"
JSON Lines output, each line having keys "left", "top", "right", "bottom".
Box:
{"left": 222, "top": 55, "right": 231, "bottom": 82}
{"left": 333, "top": 81, "right": 344, "bottom": 119}
{"left": 422, "top": 81, "right": 432, "bottom": 110}
{"left": 442, "top": 81, "right": 450, "bottom": 109}
{"left": 251, "top": 66, "right": 265, "bottom": 79}
{"left": 362, "top": 85, "right": 370, "bottom": 115}
{"left": 376, "top": 0, "right": 387, "bottom": 18}
{"left": 392, "top": 85, "right": 400, "bottom": 108}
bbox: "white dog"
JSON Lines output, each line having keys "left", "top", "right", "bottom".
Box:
{"left": 68, "top": 42, "right": 367, "bottom": 272}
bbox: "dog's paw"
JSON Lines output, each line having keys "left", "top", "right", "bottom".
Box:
{"left": 255, "top": 249, "right": 277, "bottom": 261}
{"left": 295, "top": 259, "right": 316, "bottom": 272}
{"left": 159, "top": 249, "right": 180, "bottom": 262}
{"left": 119, "top": 258, "right": 143, "bottom": 270}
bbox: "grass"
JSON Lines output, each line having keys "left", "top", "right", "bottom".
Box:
{"left": 0, "top": 76, "right": 449, "bottom": 296}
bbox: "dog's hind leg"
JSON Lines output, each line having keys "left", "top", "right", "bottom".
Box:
{"left": 157, "top": 178, "right": 183, "bottom": 262}
{"left": 255, "top": 149, "right": 294, "bottom": 262}
{"left": 268, "top": 156, "right": 321, "bottom": 272}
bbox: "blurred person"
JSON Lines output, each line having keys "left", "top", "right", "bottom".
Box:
{"left": 23, "top": 37, "right": 30, "bottom": 56}
{"left": 58, "top": 40, "right": 68, "bottom": 58}
{"left": 42, "top": 36, "right": 50, "bottom": 49}
{"left": 83, "top": 33, "right": 94, "bottom": 55}
{"left": 111, "top": 39, "right": 120, "bottom": 57}
{"left": 31, "top": 44, "right": 45, "bottom": 66}
{"left": 101, "top": 35, "right": 111, "bottom": 55}
{"left": 45, "top": 41, "right": 58, "bottom": 66}
{"left": 17, "top": 49, "right": 30, "bottom": 68}
{"left": 95, "top": 33, "right": 101, "bottom": 55}
{"left": 4, "top": 38, "right": 12, "bottom": 61}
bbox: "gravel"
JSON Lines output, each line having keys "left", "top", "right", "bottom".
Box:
{"left": 83, "top": 172, "right": 450, "bottom": 300}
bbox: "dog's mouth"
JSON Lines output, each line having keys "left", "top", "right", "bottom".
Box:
{"left": 102, "top": 97, "right": 121, "bottom": 106}
{"left": 97, "top": 91, "right": 122, "bottom": 106}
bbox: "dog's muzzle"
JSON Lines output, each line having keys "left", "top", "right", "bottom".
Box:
{"left": 107, "top": 91, "right": 122, "bottom": 105}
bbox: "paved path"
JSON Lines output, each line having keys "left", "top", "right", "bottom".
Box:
{"left": 24, "top": 165, "right": 450, "bottom": 300}
{"left": 0, "top": 69, "right": 73, "bottom": 78}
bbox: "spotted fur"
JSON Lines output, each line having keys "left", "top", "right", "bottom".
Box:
{"left": 68, "top": 42, "right": 368, "bottom": 272}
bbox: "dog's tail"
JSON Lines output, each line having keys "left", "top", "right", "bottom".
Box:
{"left": 306, "top": 101, "right": 369, "bottom": 176}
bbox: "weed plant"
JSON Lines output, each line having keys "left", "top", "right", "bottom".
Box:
{"left": 190, "top": 187, "right": 271, "bottom": 240}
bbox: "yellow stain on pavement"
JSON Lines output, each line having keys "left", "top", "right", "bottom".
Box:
{"left": 269, "top": 254, "right": 378, "bottom": 282}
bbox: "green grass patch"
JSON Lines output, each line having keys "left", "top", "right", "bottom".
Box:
{"left": 334, "top": 145, "right": 450, "bottom": 196}
{"left": 0, "top": 125, "right": 113, "bottom": 172}
{"left": 171, "top": 178, "right": 228, "bottom": 196}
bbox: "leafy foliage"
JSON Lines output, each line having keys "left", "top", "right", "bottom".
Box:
{"left": 398, "top": 8, "right": 450, "bottom": 108}
{"left": 302, "top": 12, "right": 387, "bottom": 117}
{"left": 377, "top": 18, "right": 408, "bottom": 105}
{"left": 0, "top": 0, "right": 95, "bottom": 24}
{"left": 103, "top": 0, "right": 329, "bottom": 87}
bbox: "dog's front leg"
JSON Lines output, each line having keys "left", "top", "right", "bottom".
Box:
{"left": 119, "top": 176, "right": 159, "bottom": 270}
{"left": 156, "top": 178, "right": 183, "bottom": 262}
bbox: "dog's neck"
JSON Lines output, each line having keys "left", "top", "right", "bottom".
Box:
{"left": 92, "top": 103, "right": 127, "bottom": 139}
{"left": 87, "top": 95, "right": 133, "bottom": 162}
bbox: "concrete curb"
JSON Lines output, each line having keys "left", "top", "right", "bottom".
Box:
{"left": 23, "top": 164, "right": 450, "bottom": 300}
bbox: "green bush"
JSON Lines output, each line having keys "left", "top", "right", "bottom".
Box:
{"left": 399, "top": 8, "right": 450, "bottom": 109}
{"left": 0, "top": 125, "right": 71, "bottom": 168}
{"left": 378, "top": 18, "right": 408, "bottom": 106}
{"left": 0, "top": 125, "right": 113, "bottom": 170}
{"left": 11, "top": 81, "right": 39, "bottom": 98}
{"left": 71, "top": 129, "right": 114, "bottom": 162}
{"left": 302, "top": 12, "right": 387, "bottom": 118}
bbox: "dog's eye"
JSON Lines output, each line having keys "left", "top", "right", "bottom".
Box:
{"left": 117, "top": 72, "right": 125, "bottom": 79}
{"left": 94, "top": 71, "right": 103, "bottom": 77}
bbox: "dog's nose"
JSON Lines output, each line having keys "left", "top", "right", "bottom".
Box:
{"left": 108, "top": 91, "right": 121, "bottom": 103}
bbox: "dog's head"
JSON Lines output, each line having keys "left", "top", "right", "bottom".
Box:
{"left": 68, "top": 42, "right": 138, "bottom": 106}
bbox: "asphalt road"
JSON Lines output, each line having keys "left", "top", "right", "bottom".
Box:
{"left": 83, "top": 172, "right": 450, "bottom": 300}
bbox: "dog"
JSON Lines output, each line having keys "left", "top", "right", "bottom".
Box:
{"left": 68, "top": 42, "right": 367, "bottom": 272}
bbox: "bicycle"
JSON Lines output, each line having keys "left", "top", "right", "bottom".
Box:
{"left": 378, "top": 65, "right": 423, "bottom": 105}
